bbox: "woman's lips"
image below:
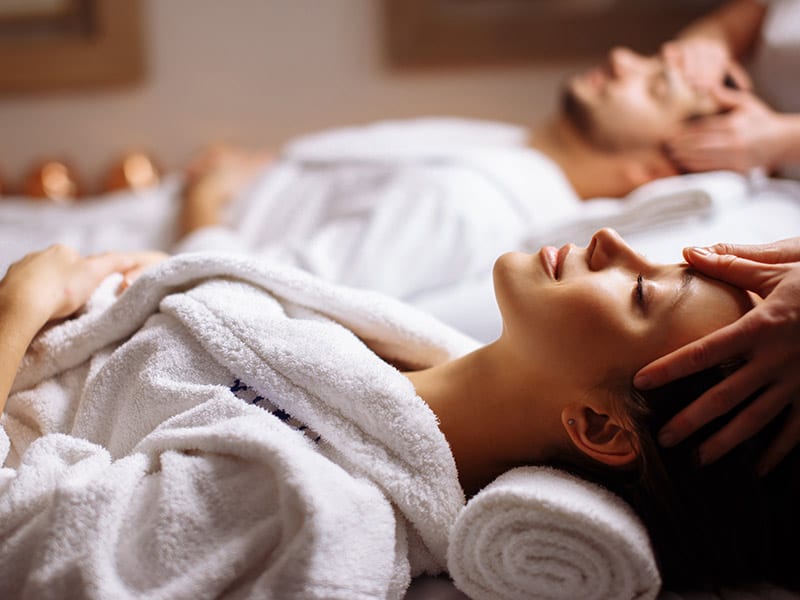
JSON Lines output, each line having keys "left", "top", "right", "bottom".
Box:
{"left": 541, "top": 246, "right": 558, "bottom": 279}
{"left": 541, "top": 244, "right": 571, "bottom": 279}
{"left": 555, "top": 245, "right": 570, "bottom": 279}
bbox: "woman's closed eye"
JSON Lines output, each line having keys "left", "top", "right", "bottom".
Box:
{"left": 634, "top": 273, "right": 647, "bottom": 312}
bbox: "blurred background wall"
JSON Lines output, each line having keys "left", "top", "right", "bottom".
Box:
{"left": 0, "top": 0, "right": 588, "bottom": 192}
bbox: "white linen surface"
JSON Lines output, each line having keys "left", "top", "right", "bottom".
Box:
{"left": 1, "top": 253, "right": 475, "bottom": 599}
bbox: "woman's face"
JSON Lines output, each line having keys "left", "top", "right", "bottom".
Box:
{"left": 493, "top": 229, "right": 753, "bottom": 393}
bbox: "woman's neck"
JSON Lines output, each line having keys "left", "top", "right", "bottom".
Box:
{"left": 405, "top": 339, "right": 565, "bottom": 497}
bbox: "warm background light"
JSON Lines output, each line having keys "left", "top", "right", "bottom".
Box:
{"left": 24, "top": 161, "right": 81, "bottom": 202}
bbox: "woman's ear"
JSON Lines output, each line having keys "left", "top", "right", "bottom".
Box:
{"left": 561, "top": 404, "right": 638, "bottom": 467}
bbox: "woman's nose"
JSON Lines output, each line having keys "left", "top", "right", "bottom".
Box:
{"left": 589, "top": 228, "right": 643, "bottom": 270}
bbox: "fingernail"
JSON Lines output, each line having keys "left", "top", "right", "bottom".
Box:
{"left": 633, "top": 374, "right": 650, "bottom": 389}
{"left": 696, "top": 448, "right": 709, "bottom": 466}
{"left": 687, "top": 246, "right": 710, "bottom": 257}
{"left": 658, "top": 430, "right": 677, "bottom": 447}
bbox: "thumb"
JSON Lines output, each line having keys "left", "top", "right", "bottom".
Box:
{"left": 710, "top": 84, "right": 746, "bottom": 111}
{"left": 683, "top": 247, "right": 783, "bottom": 296}
{"left": 705, "top": 239, "right": 800, "bottom": 264}
{"left": 726, "top": 62, "right": 752, "bottom": 91}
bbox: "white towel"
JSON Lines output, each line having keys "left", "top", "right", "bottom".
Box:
{"left": 527, "top": 188, "right": 712, "bottom": 249}
{"left": 447, "top": 467, "right": 661, "bottom": 600}
{"left": 526, "top": 170, "right": 752, "bottom": 250}
{"left": 1, "top": 253, "right": 474, "bottom": 599}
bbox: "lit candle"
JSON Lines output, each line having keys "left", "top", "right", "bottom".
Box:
{"left": 105, "top": 152, "right": 160, "bottom": 192}
{"left": 24, "top": 161, "right": 80, "bottom": 202}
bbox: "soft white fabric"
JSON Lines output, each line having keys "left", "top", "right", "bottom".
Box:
{"left": 175, "top": 118, "right": 581, "bottom": 302}
{"left": 447, "top": 467, "right": 661, "bottom": 600}
{"left": 0, "top": 178, "right": 183, "bottom": 277}
{"left": 751, "top": 0, "right": 800, "bottom": 178}
{"left": 1, "top": 253, "right": 475, "bottom": 599}
{"left": 752, "top": 0, "right": 800, "bottom": 113}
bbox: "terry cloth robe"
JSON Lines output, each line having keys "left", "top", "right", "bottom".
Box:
{"left": 174, "top": 118, "right": 581, "bottom": 302}
{"left": 0, "top": 253, "right": 475, "bottom": 600}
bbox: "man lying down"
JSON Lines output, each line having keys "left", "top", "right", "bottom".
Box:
{"left": 0, "top": 46, "right": 743, "bottom": 311}
{"left": 173, "top": 45, "right": 729, "bottom": 300}
{"left": 0, "top": 232, "right": 795, "bottom": 598}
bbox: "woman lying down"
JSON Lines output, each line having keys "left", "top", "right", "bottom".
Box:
{"left": 0, "top": 229, "right": 795, "bottom": 599}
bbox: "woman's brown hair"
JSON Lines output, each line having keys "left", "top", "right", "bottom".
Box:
{"left": 559, "top": 365, "right": 798, "bottom": 592}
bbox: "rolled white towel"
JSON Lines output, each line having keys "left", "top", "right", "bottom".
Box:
{"left": 447, "top": 467, "right": 661, "bottom": 600}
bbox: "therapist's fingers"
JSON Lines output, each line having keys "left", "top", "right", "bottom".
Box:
{"left": 669, "top": 153, "right": 740, "bottom": 174}
{"left": 666, "top": 130, "right": 742, "bottom": 172}
{"left": 709, "top": 84, "right": 747, "bottom": 112}
{"left": 758, "top": 404, "right": 800, "bottom": 475}
{"left": 727, "top": 62, "right": 753, "bottom": 91}
{"left": 682, "top": 248, "right": 786, "bottom": 297}
{"left": 694, "top": 376, "right": 790, "bottom": 465}
{"left": 658, "top": 355, "right": 769, "bottom": 448}
{"left": 702, "top": 238, "right": 800, "bottom": 264}
{"left": 634, "top": 316, "right": 752, "bottom": 389}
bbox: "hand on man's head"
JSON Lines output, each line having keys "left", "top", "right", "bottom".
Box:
{"left": 666, "top": 87, "right": 785, "bottom": 173}
{"left": 660, "top": 38, "right": 752, "bottom": 93}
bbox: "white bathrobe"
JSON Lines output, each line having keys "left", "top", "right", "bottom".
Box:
{"left": 0, "top": 253, "right": 477, "bottom": 600}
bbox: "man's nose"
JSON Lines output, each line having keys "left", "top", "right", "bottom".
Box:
{"left": 608, "top": 46, "right": 636, "bottom": 78}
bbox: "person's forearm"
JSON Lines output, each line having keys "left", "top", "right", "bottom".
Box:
{"left": 0, "top": 292, "right": 48, "bottom": 415}
{"left": 678, "top": 0, "right": 766, "bottom": 58}
{"left": 775, "top": 114, "right": 800, "bottom": 167}
{"left": 177, "top": 184, "right": 224, "bottom": 238}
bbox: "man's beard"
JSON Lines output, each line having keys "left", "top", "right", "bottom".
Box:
{"left": 560, "top": 85, "right": 594, "bottom": 136}
{"left": 559, "top": 84, "right": 622, "bottom": 152}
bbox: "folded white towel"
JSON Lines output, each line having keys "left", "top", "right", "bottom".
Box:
{"left": 527, "top": 188, "right": 712, "bottom": 250}
{"left": 447, "top": 467, "right": 661, "bottom": 600}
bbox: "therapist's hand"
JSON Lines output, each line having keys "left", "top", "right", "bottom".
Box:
{"left": 634, "top": 238, "right": 800, "bottom": 474}
{"left": 661, "top": 37, "right": 752, "bottom": 92}
{"left": 667, "top": 87, "right": 787, "bottom": 174}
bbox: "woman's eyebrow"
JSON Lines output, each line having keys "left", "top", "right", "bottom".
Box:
{"left": 671, "top": 268, "right": 696, "bottom": 309}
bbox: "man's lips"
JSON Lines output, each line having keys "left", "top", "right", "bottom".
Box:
{"left": 582, "top": 65, "right": 607, "bottom": 90}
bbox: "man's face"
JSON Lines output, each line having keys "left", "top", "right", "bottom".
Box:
{"left": 562, "top": 47, "right": 718, "bottom": 151}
